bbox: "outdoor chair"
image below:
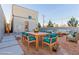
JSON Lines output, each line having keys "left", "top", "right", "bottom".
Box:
{"left": 56, "top": 29, "right": 69, "bottom": 37}
{"left": 22, "top": 32, "right": 36, "bottom": 48}
{"left": 67, "top": 32, "right": 79, "bottom": 43}
{"left": 42, "top": 33, "right": 59, "bottom": 51}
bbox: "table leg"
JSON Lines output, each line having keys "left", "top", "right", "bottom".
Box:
{"left": 42, "top": 36, "right": 44, "bottom": 48}
{"left": 35, "top": 35, "right": 39, "bottom": 50}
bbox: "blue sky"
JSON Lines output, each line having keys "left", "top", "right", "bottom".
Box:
{"left": 1, "top": 4, "right": 79, "bottom": 25}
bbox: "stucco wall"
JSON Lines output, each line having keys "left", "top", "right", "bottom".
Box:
{"left": 0, "top": 5, "right": 5, "bottom": 40}
{"left": 12, "top": 5, "right": 38, "bottom": 20}
{"left": 28, "top": 20, "right": 37, "bottom": 32}
{"left": 13, "top": 16, "right": 37, "bottom": 32}
{"left": 12, "top": 5, "right": 38, "bottom": 32}
{"left": 13, "top": 17, "right": 25, "bottom": 32}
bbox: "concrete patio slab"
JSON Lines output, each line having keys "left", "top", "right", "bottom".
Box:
{"left": 2, "top": 35, "right": 16, "bottom": 42}
{"left": 0, "top": 45, "right": 24, "bottom": 55}
{"left": 0, "top": 34, "right": 24, "bottom": 55}
{"left": 0, "top": 39, "right": 18, "bottom": 49}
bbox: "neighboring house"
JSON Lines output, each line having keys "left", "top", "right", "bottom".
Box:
{"left": 11, "top": 5, "right": 38, "bottom": 33}
{"left": 0, "top": 5, "right": 5, "bottom": 40}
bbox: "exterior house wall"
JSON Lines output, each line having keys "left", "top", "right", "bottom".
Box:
{"left": 13, "top": 16, "right": 37, "bottom": 32}
{"left": 13, "top": 17, "right": 25, "bottom": 32}
{"left": 0, "top": 5, "right": 5, "bottom": 40}
{"left": 28, "top": 20, "right": 37, "bottom": 31}
{"left": 12, "top": 5, "right": 38, "bottom": 32}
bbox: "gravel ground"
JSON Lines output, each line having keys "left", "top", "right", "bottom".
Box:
{"left": 16, "top": 35, "right": 79, "bottom": 55}
{"left": 59, "top": 36, "right": 79, "bottom": 55}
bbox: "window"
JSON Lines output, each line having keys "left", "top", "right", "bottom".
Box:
{"left": 28, "top": 16, "right": 32, "bottom": 19}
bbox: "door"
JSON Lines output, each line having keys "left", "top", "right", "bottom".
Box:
{"left": 24, "top": 21, "right": 29, "bottom": 31}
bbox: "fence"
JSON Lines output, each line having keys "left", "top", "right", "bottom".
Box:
{"left": 40, "top": 27, "right": 79, "bottom": 32}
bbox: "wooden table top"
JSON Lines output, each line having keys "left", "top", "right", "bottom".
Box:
{"left": 27, "top": 32, "right": 49, "bottom": 36}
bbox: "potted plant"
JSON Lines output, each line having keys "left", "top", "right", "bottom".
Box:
{"left": 52, "top": 43, "right": 59, "bottom": 52}
{"left": 34, "top": 27, "right": 39, "bottom": 33}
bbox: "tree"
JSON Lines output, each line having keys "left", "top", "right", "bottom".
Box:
{"left": 67, "top": 17, "right": 78, "bottom": 27}
{"left": 47, "top": 20, "right": 53, "bottom": 27}
{"left": 38, "top": 22, "right": 41, "bottom": 28}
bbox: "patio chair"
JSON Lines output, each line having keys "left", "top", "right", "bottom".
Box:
{"left": 42, "top": 33, "right": 59, "bottom": 51}
{"left": 67, "top": 32, "right": 79, "bottom": 43}
{"left": 22, "top": 32, "right": 28, "bottom": 45}
{"left": 22, "top": 32, "right": 36, "bottom": 48}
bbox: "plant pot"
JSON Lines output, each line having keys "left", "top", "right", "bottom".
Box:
{"left": 34, "top": 28, "right": 39, "bottom": 33}
{"left": 52, "top": 44, "right": 59, "bottom": 52}
{"left": 34, "top": 31, "right": 39, "bottom": 33}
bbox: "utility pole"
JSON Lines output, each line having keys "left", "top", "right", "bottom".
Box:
{"left": 43, "top": 15, "right": 44, "bottom": 27}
